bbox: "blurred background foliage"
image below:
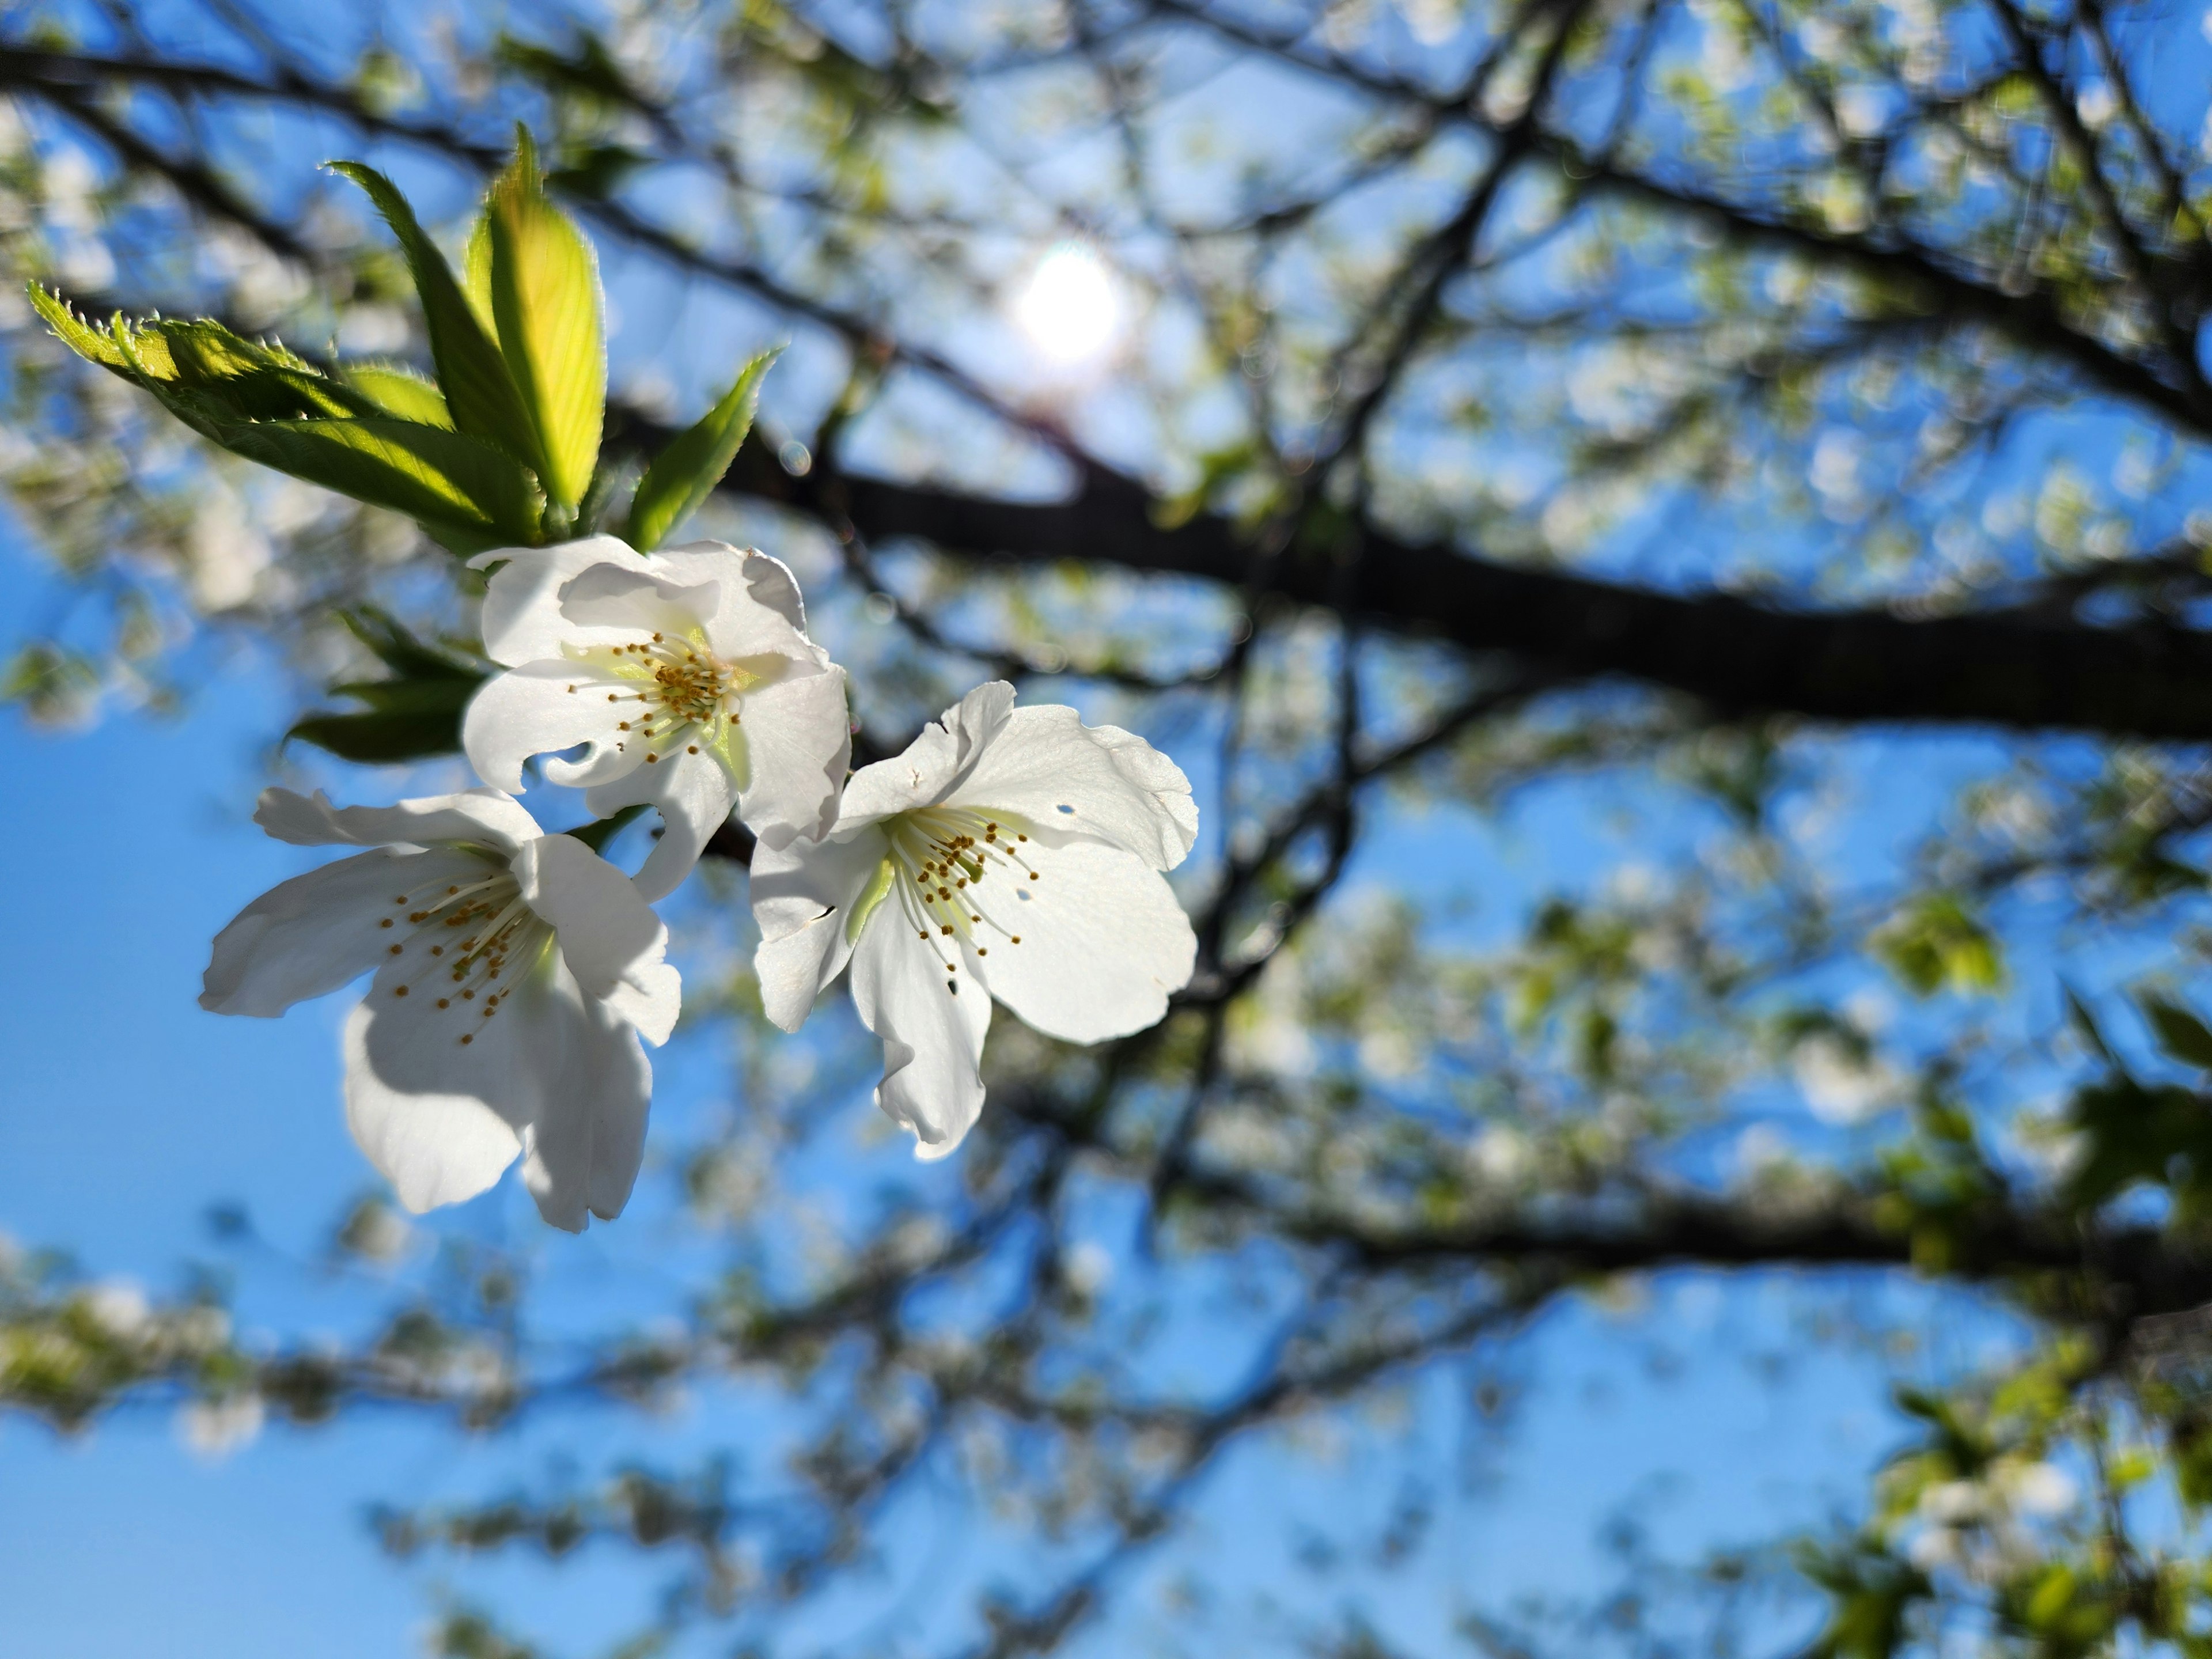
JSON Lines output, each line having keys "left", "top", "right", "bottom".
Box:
{"left": 12, "top": 0, "right": 2212, "bottom": 1654}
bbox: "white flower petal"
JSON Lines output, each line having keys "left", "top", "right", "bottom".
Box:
{"left": 1087, "top": 723, "right": 1200, "bottom": 868}
{"left": 201, "top": 847, "right": 483, "bottom": 1017}
{"left": 941, "top": 680, "right": 1018, "bottom": 754}
{"left": 749, "top": 828, "right": 884, "bottom": 1031}
{"left": 514, "top": 994, "right": 652, "bottom": 1230}
{"left": 342, "top": 987, "right": 525, "bottom": 1215}
{"left": 832, "top": 732, "right": 961, "bottom": 828}
{"left": 756, "top": 914, "right": 854, "bottom": 1032}
{"left": 656, "top": 543, "right": 820, "bottom": 658}
{"left": 347, "top": 948, "right": 652, "bottom": 1230}
{"left": 554, "top": 560, "right": 721, "bottom": 639}
{"left": 253, "top": 786, "right": 541, "bottom": 855}
{"left": 971, "top": 840, "right": 1196, "bottom": 1042}
{"left": 735, "top": 662, "right": 850, "bottom": 849}
{"left": 513, "top": 833, "right": 682, "bottom": 1046}
{"left": 850, "top": 912, "right": 991, "bottom": 1158}
{"left": 462, "top": 660, "right": 641, "bottom": 793}
{"left": 585, "top": 745, "right": 737, "bottom": 904}
{"left": 751, "top": 823, "right": 886, "bottom": 941}
{"left": 946, "top": 705, "right": 1196, "bottom": 870}
{"left": 475, "top": 535, "right": 652, "bottom": 665}
{"left": 835, "top": 682, "right": 1013, "bottom": 827}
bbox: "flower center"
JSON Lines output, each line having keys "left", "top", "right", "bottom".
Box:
{"left": 869, "top": 808, "right": 1040, "bottom": 995}
{"left": 562, "top": 631, "right": 762, "bottom": 768}
{"left": 374, "top": 856, "right": 552, "bottom": 1043}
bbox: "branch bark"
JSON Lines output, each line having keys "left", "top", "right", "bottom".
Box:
{"left": 718, "top": 438, "right": 2212, "bottom": 741}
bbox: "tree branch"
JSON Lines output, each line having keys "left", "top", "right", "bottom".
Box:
{"left": 719, "top": 439, "right": 2212, "bottom": 741}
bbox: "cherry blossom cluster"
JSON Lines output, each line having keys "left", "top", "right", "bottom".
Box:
{"left": 200, "top": 536, "right": 1199, "bottom": 1229}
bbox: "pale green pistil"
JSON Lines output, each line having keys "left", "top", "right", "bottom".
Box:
{"left": 850, "top": 807, "right": 1041, "bottom": 994}
{"left": 562, "top": 629, "right": 761, "bottom": 778}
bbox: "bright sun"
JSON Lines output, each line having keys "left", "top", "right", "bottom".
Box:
{"left": 1014, "top": 243, "right": 1120, "bottom": 364}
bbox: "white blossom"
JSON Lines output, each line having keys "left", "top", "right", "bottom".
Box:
{"left": 753, "top": 683, "right": 1198, "bottom": 1157}
{"left": 463, "top": 535, "right": 850, "bottom": 900}
{"left": 200, "top": 787, "right": 680, "bottom": 1230}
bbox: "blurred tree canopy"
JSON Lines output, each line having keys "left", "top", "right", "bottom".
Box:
{"left": 15, "top": 0, "right": 2212, "bottom": 1654}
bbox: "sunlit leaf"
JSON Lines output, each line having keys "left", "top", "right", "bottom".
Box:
{"left": 342, "top": 364, "right": 453, "bottom": 429}
{"left": 483, "top": 128, "right": 604, "bottom": 512}
{"left": 626, "top": 348, "right": 780, "bottom": 550}
{"left": 327, "top": 161, "right": 540, "bottom": 478}
{"left": 210, "top": 417, "right": 541, "bottom": 547}
{"left": 33, "top": 292, "right": 374, "bottom": 426}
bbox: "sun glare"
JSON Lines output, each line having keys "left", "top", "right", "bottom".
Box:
{"left": 1014, "top": 243, "right": 1121, "bottom": 364}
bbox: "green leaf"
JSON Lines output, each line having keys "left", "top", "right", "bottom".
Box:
{"left": 2144, "top": 995, "right": 2212, "bottom": 1071}
{"left": 29, "top": 285, "right": 132, "bottom": 369}
{"left": 211, "top": 417, "right": 541, "bottom": 544}
{"left": 464, "top": 213, "right": 495, "bottom": 338}
{"left": 326, "top": 161, "right": 540, "bottom": 475}
{"left": 566, "top": 804, "right": 648, "bottom": 855}
{"left": 154, "top": 317, "right": 324, "bottom": 385}
{"left": 1873, "top": 894, "right": 2004, "bottom": 998}
{"left": 493, "top": 31, "right": 642, "bottom": 111}
{"left": 2061, "top": 982, "right": 2116, "bottom": 1069}
{"left": 343, "top": 363, "right": 453, "bottom": 428}
{"left": 573, "top": 453, "right": 629, "bottom": 536}
{"left": 289, "top": 702, "right": 474, "bottom": 764}
{"left": 336, "top": 607, "right": 483, "bottom": 683}
{"left": 2063, "top": 1075, "right": 2212, "bottom": 1215}
{"left": 288, "top": 609, "right": 484, "bottom": 763}
{"left": 34, "top": 293, "right": 376, "bottom": 427}
{"left": 1, "top": 640, "right": 100, "bottom": 726}
{"left": 483, "top": 128, "right": 605, "bottom": 511}
{"left": 547, "top": 144, "right": 651, "bottom": 202}
{"left": 626, "top": 347, "right": 781, "bottom": 550}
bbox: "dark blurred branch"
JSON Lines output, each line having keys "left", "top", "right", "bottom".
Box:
{"left": 719, "top": 437, "right": 2212, "bottom": 741}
